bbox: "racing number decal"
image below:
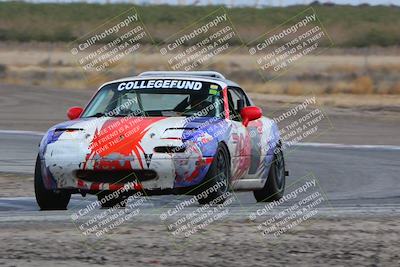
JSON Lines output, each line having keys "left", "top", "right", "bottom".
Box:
{"left": 247, "top": 121, "right": 263, "bottom": 175}
{"left": 231, "top": 132, "right": 250, "bottom": 179}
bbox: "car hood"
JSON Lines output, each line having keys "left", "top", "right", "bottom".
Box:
{"left": 48, "top": 116, "right": 226, "bottom": 138}
{"left": 42, "top": 116, "right": 230, "bottom": 159}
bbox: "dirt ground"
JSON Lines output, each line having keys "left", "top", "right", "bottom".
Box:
{"left": 0, "top": 173, "right": 34, "bottom": 197}
{"left": 0, "top": 175, "right": 399, "bottom": 266}
{"left": 0, "top": 217, "right": 399, "bottom": 267}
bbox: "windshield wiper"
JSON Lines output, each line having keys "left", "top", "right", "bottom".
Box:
{"left": 109, "top": 114, "right": 129, "bottom": 117}
{"left": 109, "top": 110, "right": 147, "bottom": 117}
{"left": 84, "top": 112, "right": 105, "bottom": 118}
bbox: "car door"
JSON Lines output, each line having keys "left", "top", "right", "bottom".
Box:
{"left": 226, "top": 87, "right": 252, "bottom": 181}
{"left": 227, "top": 87, "right": 267, "bottom": 180}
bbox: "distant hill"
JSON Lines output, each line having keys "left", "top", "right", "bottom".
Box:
{"left": 0, "top": 2, "right": 399, "bottom": 47}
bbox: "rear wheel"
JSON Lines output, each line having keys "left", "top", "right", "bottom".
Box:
{"left": 34, "top": 155, "right": 71, "bottom": 210}
{"left": 197, "top": 144, "right": 230, "bottom": 205}
{"left": 253, "top": 145, "right": 286, "bottom": 202}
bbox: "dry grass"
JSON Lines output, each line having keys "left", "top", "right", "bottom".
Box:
{"left": 251, "top": 93, "right": 400, "bottom": 110}
{"left": 350, "top": 76, "right": 374, "bottom": 94}
{"left": 389, "top": 82, "right": 400, "bottom": 95}
{"left": 1, "top": 44, "right": 400, "bottom": 98}
{"left": 286, "top": 82, "right": 304, "bottom": 95}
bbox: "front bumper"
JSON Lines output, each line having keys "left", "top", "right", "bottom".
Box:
{"left": 40, "top": 156, "right": 214, "bottom": 191}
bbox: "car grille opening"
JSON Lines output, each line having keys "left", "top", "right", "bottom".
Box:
{"left": 154, "top": 146, "right": 186, "bottom": 153}
{"left": 75, "top": 170, "right": 157, "bottom": 183}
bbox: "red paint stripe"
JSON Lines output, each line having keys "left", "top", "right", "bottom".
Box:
{"left": 109, "top": 184, "right": 124, "bottom": 191}
{"left": 134, "top": 183, "right": 143, "bottom": 190}
{"left": 222, "top": 87, "right": 229, "bottom": 120}
{"left": 91, "top": 183, "right": 100, "bottom": 191}
{"left": 84, "top": 182, "right": 142, "bottom": 191}
{"left": 205, "top": 157, "right": 214, "bottom": 164}
{"left": 77, "top": 179, "right": 85, "bottom": 188}
{"left": 187, "top": 168, "right": 200, "bottom": 182}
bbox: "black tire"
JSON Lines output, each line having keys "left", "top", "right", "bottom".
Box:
{"left": 97, "top": 191, "right": 128, "bottom": 208}
{"left": 34, "top": 154, "right": 71, "bottom": 210}
{"left": 253, "top": 145, "right": 286, "bottom": 202}
{"left": 197, "top": 144, "right": 230, "bottom": 205}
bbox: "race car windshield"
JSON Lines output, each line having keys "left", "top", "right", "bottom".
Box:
{"left": 81, "top": 80, "right": 224, "bottom": 118}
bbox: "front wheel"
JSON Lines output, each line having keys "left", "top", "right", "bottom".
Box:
{"left": 253, "top": 146, "right": 286, "bottom": 202}
{"left": 197, "top": 144, "right": 230, "bottom": 205}
{"left": 34, "top": 155, "right": 71, "bottom": 210}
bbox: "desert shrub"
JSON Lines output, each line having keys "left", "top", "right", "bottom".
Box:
{"left": 286, "top": 82, "right": 304, "bottom": 95}
{"left": 388, "top": 82, "right": 400, "bottom": 94}
{"left": 351, "top": 75, "right": 374, "bottom": 94}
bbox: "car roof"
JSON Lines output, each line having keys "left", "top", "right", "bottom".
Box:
{"left": 101, "top": 71, "right": 241, "bottom": 89}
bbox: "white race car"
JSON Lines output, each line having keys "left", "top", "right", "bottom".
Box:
{"left": 35, "top": 71, "right": 286, "bottom": 209}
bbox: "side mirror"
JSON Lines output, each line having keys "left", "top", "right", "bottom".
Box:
{"left": 240, "top": 106, "right": 262, "bottom": 127}
{"left": 67, "top": 106, "right": 83, "bottom": 120}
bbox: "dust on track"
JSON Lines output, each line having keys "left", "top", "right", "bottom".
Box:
{"left": 0, "top": 217, "right": 399, "bottom": 267}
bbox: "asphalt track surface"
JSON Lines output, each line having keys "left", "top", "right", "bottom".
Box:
{"left": 0, "top": 130, "right": 399, "bottom": 222}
